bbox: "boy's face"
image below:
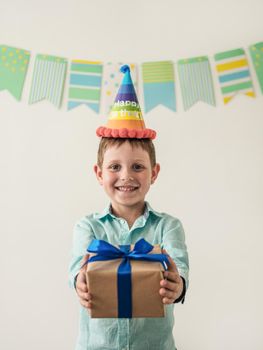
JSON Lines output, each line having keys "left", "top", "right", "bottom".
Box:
{"left": 94, "top": 141, "right": 160, "bottom": 212}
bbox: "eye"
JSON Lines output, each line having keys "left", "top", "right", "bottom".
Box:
{"left": 132, "top": 163, "right": 145, "bottom": 172}
{"left": 108, "top": 164, "right": 121, "bottom": 172}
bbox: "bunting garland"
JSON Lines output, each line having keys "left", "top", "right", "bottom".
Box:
{"left": 178, "top": 56, "right": 216, "bottom": 110}
{"left": 29, "top": 54, "right": 67, "bottom": 108}
{"left": 142, "top": 61, "right": 176, "bottom": 112}
{"left": 68, "top": 60, "right": 103, "bottom": 113}
{"left": 0, "top": 45, "right": 30, "bottom": 100}
{"left": 214, "top": 48, "right": 255, "bottom": 104}
{"left": 0, "top": 41, "right": 262, "bottom": 113}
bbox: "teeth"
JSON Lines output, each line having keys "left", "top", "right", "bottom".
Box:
{"left": 117, "top": 186, "right": 137, "bottom": 192}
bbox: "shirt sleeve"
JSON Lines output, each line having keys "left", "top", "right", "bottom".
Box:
{"left": 161, "top": 218, "right": 189, "bottom": 290}
{"left": 68, "top": 217, "right": 95, "bottom": 289}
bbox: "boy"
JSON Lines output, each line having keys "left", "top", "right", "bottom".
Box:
{"left": 69, "top": 65, "right": 189, "bottom": 350}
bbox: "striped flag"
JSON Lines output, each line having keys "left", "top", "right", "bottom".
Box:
{"left": 67, "top": 60, "right": 103, "bottom": 113}
{"left": 249, "top": 42, "right": 263, "bottom": 94}
{"left": 178, "top": 56, "right": 216, "bottom": 111}
{"left": 214, "top": 48, "right": 255, "bottom": 104}
{"left": 0, "top": 45, "right": 30, "bottom": 101}
{"left": 29, "top": 54, "right": 67, "bottom": 108}
{"left": 142, "top": 61, "right": 176, "bottom": 112}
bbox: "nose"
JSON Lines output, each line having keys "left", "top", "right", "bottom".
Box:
{"left": 120, "top": 168, "right": 134, "bottom": 181}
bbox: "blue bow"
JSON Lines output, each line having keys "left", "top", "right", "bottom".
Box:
{"left": 86, "top": 238, "right": 169, "bottom": 318}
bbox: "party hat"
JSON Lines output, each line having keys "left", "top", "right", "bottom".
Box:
{"left": 96, "top": 65, "right": 156, "bottom": 139}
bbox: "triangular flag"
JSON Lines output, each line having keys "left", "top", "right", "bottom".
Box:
{"left": 249, "top": 42, "right": 263, "bottom": 94}
{"left": 178, "top": 56, "right": 216, "bottom": 111}
{"left": 214, "top": 48, "right": 255, "bottom": 104}
{"left": 68, "top": 60, "right": 103, "bottom": 113}
{"left": 0, "top": 45, "right": 30, "bottom": 100}
{"left": 142, "top": 61, "right": 176, "bottom": 113}
{"left": 29, "top": 54, "right": 67, "bottom": 108}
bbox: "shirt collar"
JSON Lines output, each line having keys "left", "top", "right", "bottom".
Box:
{"left": 94, "top": 201, "right": 162, "bottom": 220}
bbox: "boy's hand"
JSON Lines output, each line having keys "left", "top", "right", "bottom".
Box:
{"left": 160, "top": 250, "right": 183, "bottom": 304}
{"left": 75, "top": 254, "right": 92, "bottom": 309}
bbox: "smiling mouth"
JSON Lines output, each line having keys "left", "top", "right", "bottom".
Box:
{"left": 115, "top": 186, "right": 139, "bottom": 192}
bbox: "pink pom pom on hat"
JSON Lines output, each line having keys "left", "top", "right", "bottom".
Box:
{"left": 96, "top": 65, "right": 156, "bottom": 139}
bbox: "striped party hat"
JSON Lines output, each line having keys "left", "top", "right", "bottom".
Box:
{"left": 96, "top": 65, "right": 156, "bottom": 139}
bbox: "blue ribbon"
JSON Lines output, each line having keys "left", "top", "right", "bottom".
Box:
{"left": 86, "top": 238, "right": 169, "bottom": 318}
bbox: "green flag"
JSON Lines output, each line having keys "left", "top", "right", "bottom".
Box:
{"left": 249, "top": 42, "right": 263, "bottom": 94}
{"left": 0, "top": 45, "right": 30, "bottom": 100}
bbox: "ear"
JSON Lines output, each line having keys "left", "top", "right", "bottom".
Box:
{"left": 94, "top": 164, "right": 103, "bottom": 185}
{"left": 151, "top": 163, "right": 160, "bottom": 184}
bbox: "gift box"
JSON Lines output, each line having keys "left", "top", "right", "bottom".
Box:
{"left": 86, "top": 238, "right": 169, "bottom": 318}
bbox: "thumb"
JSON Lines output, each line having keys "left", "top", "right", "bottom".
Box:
{"left": 162, "top": 249, "right": 178, "bottom": 272}
{"left": 80, "top": 254, "right": 90, "bottom": 270}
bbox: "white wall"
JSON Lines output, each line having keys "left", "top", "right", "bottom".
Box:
{"left": 1, "top": 1, "right": 263, "bottom": 349}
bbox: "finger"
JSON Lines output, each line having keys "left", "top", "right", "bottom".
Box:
{"left": 162, "top": 249, "right": 179, "bottom": 272}
{"left": 79, "top": 299, "right": 89, "bottom": 308}
{"left": 77, "top": 280, "right": 88, "bottom": 292}
{"left": 78, "top": 269, "right": 87, "bottom": 282}
{"left": 80, "top": 254, "right": 90, "bottom": 269}
{"left": 79, "top": 299, "right": 92, "bottom": 309}
{"left": 160, "top": 278, "right": 178, "bottom": 292}
{"left": 76, "top": 272, "right": 87, "bottom": 286}
{"left": 159, "top": 287, "right": 176, "bottom": 300}
{"left": 77, "top": 290, "right": 92, "bottom": 301}
{"left": 160, "top": 282, "right": 182, "bottom": 299}
{"left": 162, "top": 297, "right": 175, "bottom": 305}
{"left": 163, "top": 270, "right": 181, "bottom": 283}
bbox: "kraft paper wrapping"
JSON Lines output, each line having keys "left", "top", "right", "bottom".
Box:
{"left": 86, "top": 245, "right": 165, "bottom": 318}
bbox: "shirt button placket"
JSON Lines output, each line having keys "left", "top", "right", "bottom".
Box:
{"left": 119, "top": 219, "right": 129, "bottom": 244}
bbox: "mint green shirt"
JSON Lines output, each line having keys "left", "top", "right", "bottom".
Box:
{"left": 69, "top": 202, "right": 189, "bottom": 350}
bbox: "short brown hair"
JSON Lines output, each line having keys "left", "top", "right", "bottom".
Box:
{"left": 97, "top": 138, "right": 156, "bottom": 168}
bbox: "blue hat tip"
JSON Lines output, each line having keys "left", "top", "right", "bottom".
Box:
{"left": 120, "top": 65, "right": 130, "bottom": 74}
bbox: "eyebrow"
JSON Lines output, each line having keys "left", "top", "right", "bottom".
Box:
{"left": 105, "top": 159, "right": 147, "bottom": 164}
{"left": 133, "top": 159, "right": 147, "bottom": 163}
